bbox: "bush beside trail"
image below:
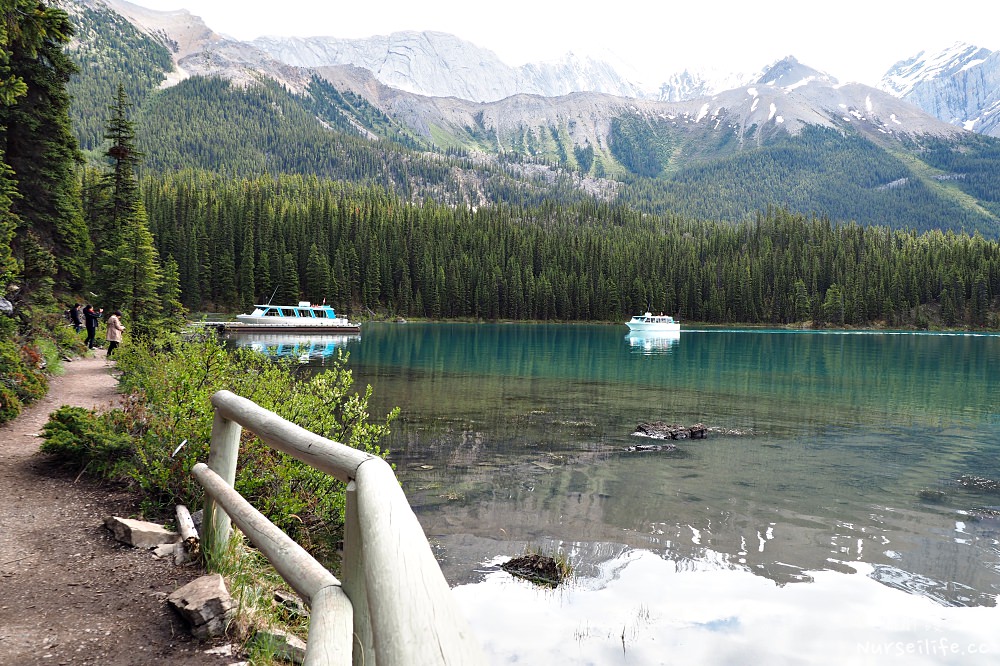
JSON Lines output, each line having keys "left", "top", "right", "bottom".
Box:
{"left": 41, "top": 332, "right": 397, "bottom": 545}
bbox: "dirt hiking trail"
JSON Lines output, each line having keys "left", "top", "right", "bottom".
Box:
{"left": 0, "top": 353, "right": 233, "bottom": 665}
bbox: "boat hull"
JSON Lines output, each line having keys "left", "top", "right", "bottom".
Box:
{"left": 230, "top": 316, "right": 360, "bottom": 333}
{"left": 626, "top": 321, "right": 681, "bottom": 333}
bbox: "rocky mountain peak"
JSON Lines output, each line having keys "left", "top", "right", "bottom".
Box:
{"left": 878, "top": 42, "right": 1000, "bottom": 136}
{"left": 252, "top": 30, "right": 644, "bottom": 102}
{"left": 756, "top": 56, "right": 837, "bottom": 89}
{"left": 879, "top": 42, "right": 993, "bottom": 97}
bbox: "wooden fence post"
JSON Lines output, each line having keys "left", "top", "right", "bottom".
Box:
{"left": 342, "top": 480, "right": 374, "bottom": 665}
{"left": 202, "top": 409, "right": 241, "bottom": 562}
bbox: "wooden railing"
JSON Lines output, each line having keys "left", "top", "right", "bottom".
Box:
{"left": 194, "top": 389, "right": 487, "bottom": 666}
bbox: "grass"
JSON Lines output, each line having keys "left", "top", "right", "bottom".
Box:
{"left": 209, "top": 531, "right": 311, "bottom": 665}
{"left": 34, "top": 338, "right": 64, "bottom": 375}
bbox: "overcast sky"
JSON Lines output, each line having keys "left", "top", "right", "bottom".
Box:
{"left": 129, "top": 0, "right": 1000, "bottom": 87}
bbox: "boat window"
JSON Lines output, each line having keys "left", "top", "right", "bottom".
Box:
{"left": 263, "top": 309, "right": 279, "bottom": 317}
{"left": 280, "top": 308, "right": 295, "bottom": 317}
{"left": 314, "top": 310, "right": 327, "bottom": 319}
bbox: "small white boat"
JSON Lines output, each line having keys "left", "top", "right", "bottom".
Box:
{"left": 626, "top": 312, "right": 681, "bottom": 333}
{"left": 234, "top": 302, "right": 361, "bottom": 332}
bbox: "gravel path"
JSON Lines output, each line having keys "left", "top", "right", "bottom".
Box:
{"left": 0, "top": 353, "right": 234, "bottom": 665}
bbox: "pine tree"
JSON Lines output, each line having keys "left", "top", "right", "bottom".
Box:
{"left": 158, "top": 254, "right": 186, "bottom": 330}
{"left": 2, "top": 1, "right": 91, "bottom": 294}
{"left": 277, "top": 251, "right": 299, "bottom": 304}
{"left": 821, "top": 284, "right": 845, "bottom": 326}
{"left": 237, "top": 224, "right": 255, "bottom": 310}
{"left": 100, "top": 84, "right": 143, "bottom": 238}
{"left": 0, "top": 160, "right": 17, "bottom": 285}
{"left": 793, "top": 279, "right": 811, "bottom": 323}
{"left": 304, "top": 243, "right": 329, "bottom": 303}
{"left": 95, "top": 81, "right": 162, "bottom": 330}
{"left": 101, "top": 208, "right": 161, "bottom": 334}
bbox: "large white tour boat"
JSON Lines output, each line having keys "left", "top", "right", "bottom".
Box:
{"left": 233, "top": 302, "right": 361, "bottom": 332}
{"left": 626, "top": 311, "right": 681, "bottom": 333}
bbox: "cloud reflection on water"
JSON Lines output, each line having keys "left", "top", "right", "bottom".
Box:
{"left": 453, "top": 548, "right": 999, "bottom": 665}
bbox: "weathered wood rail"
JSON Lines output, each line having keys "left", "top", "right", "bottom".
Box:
{"left": 195, "top": 389, "right": 486, "bottom": 666}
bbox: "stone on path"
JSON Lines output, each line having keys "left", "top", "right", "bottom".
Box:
{"left": 104, "top": 516, "right": 180, "bottom": 548}
{"left": 166, "top": 573, "right": 234, "bottom": 639}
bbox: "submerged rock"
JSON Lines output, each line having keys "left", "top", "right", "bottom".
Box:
{"left": 958, "top": 475, "right": 1000, "bottom": 495}
{"left": 917, "top": 489, "right": 947, "bottom": 503}
{"left": 968, "top": 506, "right": 1000, "bottom": 521}
{"left": 632, "top": 422, "right": 707, "bottom": 440}
{"left": 623, "top": 442, "right": 677, "bottom": 453}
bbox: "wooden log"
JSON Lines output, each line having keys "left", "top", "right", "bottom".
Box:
{"left": 203, "top": 410, "right": 241, "bottom": 562}
{"left": 176, "top": 505, "right": 199, "bottom": 543}
{"left": 174, "top": 504, "right": 200, "bottom": 564}
{"left": 341, "top": 481, "right": 375, "bottom": 666}
{"left": 303, "top": 584, "right": 354, "bottom": 666}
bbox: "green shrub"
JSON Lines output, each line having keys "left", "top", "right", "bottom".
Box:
{"left": 40, "top": 405, "right": 133, "bottom": 476}
{"left": 102, "top": 331, "right": 397, "bottom": 540}
{"left": 0, "top": 303, "right": 92, "bottom": 427}
{"left": 0, "top": 336, "right": 48, "bottom": 423}
{"left": 0, "top": 384, "right": 21, "bottom": 422}
{"left": 34, "top": 338, "right": 63, "bottom": 375}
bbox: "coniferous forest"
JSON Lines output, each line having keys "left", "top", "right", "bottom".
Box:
{"left": 142, "top": 171, "right": 1000, "bottom": 328}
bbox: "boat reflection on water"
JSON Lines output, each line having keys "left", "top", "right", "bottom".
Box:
{"left": 226, "top": 331, "right": 360, "bottom": 363}
{"left": 625, "top": 330, "right": 681, "bottom": 354}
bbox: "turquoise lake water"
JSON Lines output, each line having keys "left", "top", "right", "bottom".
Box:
{"left": 230, "top": 323, "right": 1000, "bottom": 664}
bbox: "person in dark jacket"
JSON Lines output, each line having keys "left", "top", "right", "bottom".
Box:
{"left": 83, "top": 305, "right": 103, "bottom": 349}
{"left": 68, "top": 304, "right": 83, "bottom": 332}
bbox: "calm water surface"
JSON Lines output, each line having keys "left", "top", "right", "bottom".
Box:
{"left": 235, "top": 323, "right": 1000, "bottom": 664}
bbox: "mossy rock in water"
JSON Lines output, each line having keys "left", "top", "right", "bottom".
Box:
{"left": 958, "top": 475, "right": 1000, "bottom": 495}
{"left": 501, "top": 554, "right": 564, "bottom": 587}
{"left": 968, "top": 506, "right": 1000, "bottom": 521}
{"left": 917, "top": 489, "right": 947, "bottom": 503}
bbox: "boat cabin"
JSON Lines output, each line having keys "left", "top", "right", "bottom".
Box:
{"left": 252, "top": 303, "right": 340, "bottom": 319}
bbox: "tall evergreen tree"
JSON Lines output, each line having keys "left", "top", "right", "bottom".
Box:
{"left": 277, "top": 251, "right": 299, "bottom": 304}
{"left": 94, "top": 81, "right": 161, "bottom": 329}
{"left": 158, "top": 254, "right": 186, "bottom": 330}
{"left": 99, "top": 83, "right": 142, "bottom": 243}
{"left": 1, "top": 0, "right": 91, "bottom": 294}
{"left": 101, "top": 207, "right": 161, "bottom": 332}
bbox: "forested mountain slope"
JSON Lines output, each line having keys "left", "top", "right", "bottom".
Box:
{"left": 64, "top": 0, "right": 1000, "bottom": 238}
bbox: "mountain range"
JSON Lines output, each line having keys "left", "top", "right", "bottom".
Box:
{"left": 248, "top": 27, "right": 1000, "bottom": 139}
{"left": 64, "top": 0, "right": 1000, "bottom": 236}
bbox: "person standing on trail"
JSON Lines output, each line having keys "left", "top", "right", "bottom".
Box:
{"left": 105, "top": 311, "right": 124, "bottom": 358}
{"left": 83, "top": 305, "right": 102, "bottom": 349}
{"left": 68, "top": 304, "right": 83, "bottom": 332}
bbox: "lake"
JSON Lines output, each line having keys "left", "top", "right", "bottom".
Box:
{"left": 231, "top": 323, "right": 1000, "bottom": 664}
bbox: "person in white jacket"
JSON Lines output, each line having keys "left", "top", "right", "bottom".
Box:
{"left": 105, "top": 311, "right": 124, "bottom": 358}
